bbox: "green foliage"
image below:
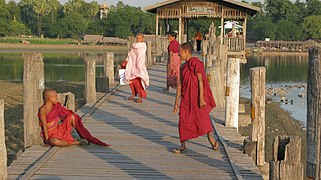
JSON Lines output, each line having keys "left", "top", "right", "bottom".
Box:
{"left": 303, "top": 15, "right": 321, "bottom": 39}
{"left": 0, "top": 0, "right": 320, "bottom": 42}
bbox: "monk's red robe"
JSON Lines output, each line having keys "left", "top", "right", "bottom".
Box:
{"left": 38, "top": 102, "right": 110, "bottom": 146}
{"left": 179, "top": 57, "right": 216, "bottom": 142}
{"left": 129, "top": 77, "right": 147, "bottom": 98}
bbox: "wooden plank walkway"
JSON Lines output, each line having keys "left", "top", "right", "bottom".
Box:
{"left": 7, "top": 62, "right": 263, "bottom": 179}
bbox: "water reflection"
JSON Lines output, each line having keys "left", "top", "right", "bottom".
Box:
{"left": 241, "top": 54, "right": 308, "bottom": 124}
{"left": 0, "top": 53, "right": 127, "bottom": 82}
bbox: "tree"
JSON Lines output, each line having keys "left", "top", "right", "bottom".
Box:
{"left": 33, "top": 0, "right": 50, "bottom": 36}
{"left": 303, "top": 15, "right": 321, "bottom": 40}
{"left": 7, "top": 1, "right": 21, "bottom": 22}
{"left": 275, "top": 20, "right": 303, "bottom": 40}
{"left": 265, "top": 0, "right": 300, "bottom": 23}
{"left": 306, "top": 0, "right": 321, "bottom": 16}
{"left": 19, "top": 0, "right": 37, "bottom": 35}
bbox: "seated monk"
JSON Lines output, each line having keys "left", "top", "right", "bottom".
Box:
{"left": 38, "top": 89, "right": 110, "bottom": 147}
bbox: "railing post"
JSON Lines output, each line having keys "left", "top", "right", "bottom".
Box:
{"left": 269, "top": 136, "right": 303, "bottom": 180}
{"left": 307, "top": 46, "right": 321, "bottom": 179}
{"left": 250, "top": 67, "right": 266, "bottom": 166}
{"left": 0, "top": 100, "right": 7, "bottom": 180}
{"left": 84, "top": 55, "right": 96, "bottom": 103}
{"left": 147, "top": 41, "right": 152, "bottom": 66}
{"left": 105, "top": 52, "right": 114, "bottom": 86}
{"left": 23, "top": 53, "right": 44, "bottom": 148}
{"left": 225, "top": 58, "right": 240, "bottom": 129}
{"left": 57, "top": 92, "right": 76, "bottom": 112}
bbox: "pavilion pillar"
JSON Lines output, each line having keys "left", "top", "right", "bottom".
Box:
{"left": 243, "top": 15, "right": 247, "bottom": 57}
{"left": 220, "top": 9, "right": 224, "bottom": 45}
{"left": 156, "top": 14, "right": 159, "bottom": 35}
{"left": 178, "top": 14, "right": 182, "bottom": 44}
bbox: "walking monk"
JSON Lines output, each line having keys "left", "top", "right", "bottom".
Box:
{"left": 38, "top": 89, "right": 109, "bottom": 147}
{"left": 173, "top": 42, "right": 219, "bottom": 153}
{"left": 164, "top": 32, "right": 181, "bottom": 92}
{"left": 125, "top": 33, "right": 149, "bottom": 103}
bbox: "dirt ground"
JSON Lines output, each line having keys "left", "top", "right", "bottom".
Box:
{"left": 239, "top": 97, "right": 306, "bottom": 165}
{"left": 0, "top": 80, "right": 85, "bottom": 165}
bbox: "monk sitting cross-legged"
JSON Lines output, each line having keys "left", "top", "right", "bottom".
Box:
{"left": 173, "top": 42, "right": 219, "bottom": 153}
{"left": 38, "top": 89, "right": 110, "bottom": 147}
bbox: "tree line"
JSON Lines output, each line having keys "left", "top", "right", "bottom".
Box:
{"left": 0, "top": 0, "right": 320, "bottom": 41}
{"left": 246, "top": 0, "right": 321, "bottom": 41}
{"left": 0, "top": 0, "right": 155, "bottom": 39}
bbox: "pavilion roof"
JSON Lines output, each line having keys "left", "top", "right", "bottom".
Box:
{"left": 144, "top": 0, "right": 260, "bottom": 16}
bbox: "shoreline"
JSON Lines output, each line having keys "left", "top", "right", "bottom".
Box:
{"left": 239, "top": 97, "right": 306, "bottom": 165}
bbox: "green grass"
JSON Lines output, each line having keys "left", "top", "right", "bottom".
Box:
{"left": 0, "top": 37, "right": 79, "bottom": 45}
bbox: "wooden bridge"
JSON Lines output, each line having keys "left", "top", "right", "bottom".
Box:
{"left": 6, "top": 62, "right": 262, "bottom": 180}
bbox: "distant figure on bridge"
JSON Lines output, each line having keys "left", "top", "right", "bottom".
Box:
{"left": 173, "top": 42, "right": 219, "bottom": 153}
{"left": 38, "top": 89, "right": 110, "bottom": 147}
{"left": 124, "top": 33, "right": 149, "bottom": 103}
{"left": 164, "top": 31, "right": 181, "bottom": 92}
{"left": 194, "top": 29, "right": 203, "bottom": 53}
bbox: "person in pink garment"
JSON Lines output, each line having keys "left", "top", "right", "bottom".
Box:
{"left": 124, "top": 33, "right": 149, "bottom": 103}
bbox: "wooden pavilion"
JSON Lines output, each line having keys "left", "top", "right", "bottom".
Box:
{"left": 144, "top": 0, "right": 260, "bottom": 55}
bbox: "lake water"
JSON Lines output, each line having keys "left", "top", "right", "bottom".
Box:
{"left": 0, "top": 52, "right": 308, "bottom": 124}
{"left": 240, "top": 54, "right": 308, "bottom": 125}
{"left": 0, "top": 52, "right": 127, "bottom": 82}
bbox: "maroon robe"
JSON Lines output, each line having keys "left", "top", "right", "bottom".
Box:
{"left": 179, "top": 57, "right": 216, "bottom": 142}
{"left": 38, "top": 102, "right": 110, "bottom": 146}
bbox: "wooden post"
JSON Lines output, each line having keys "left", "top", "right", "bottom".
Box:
{"left": 104, "top": 52, "right": 114, "bottom": 85}
{"left": 243, "top": 15, "right": 247, "bottom": 57}
{"left": 250, "top": 67, "right": 266, "bottom": 166}
{"left": 270, "top": 136, "right": 303, "bottom": 180}
{"left": 0, "top": 100, "right": 7, "bottom": 180}
{"left": 23, "top": 53, "right": 44, "bottom": 148}
{"left": 147, "top": 41, "right": 152, "bottom": 66}
{"left": 57, "top": 92, "right": 76, "bottom": 112}
{"left": 156, "top": 14, "right": 159, "bottom": 35}
{"left": 307, "top": 47, "right": 321, "bottom": 179}
{"left": 225, "top": 58, "right": 240, "bottom": 129}
{"left": 84, "top": 55, "right": 96, "bottom": 103}
{"left": 178, "top": 14, "right": 182, "bottom": 44}
{"left": 220, "top": 9, "right": 224, "bottom": 45}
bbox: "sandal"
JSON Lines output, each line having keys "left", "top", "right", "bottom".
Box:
{"left": 172, "top": 148, "right": 186, "bottom": 154}
{"left": 135, "top": 98, "right": 143, "bottom": 103}
{"left": 212, "top": 141, "right": 220, "bottom": 150}
{"left": 127, "top": 96, "right": 134, "bottom": 100}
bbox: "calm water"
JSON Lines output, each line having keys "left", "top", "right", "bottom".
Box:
{"left": 0, "top": 53, "right": 308, "bottom": 123}
{"left": 0, "top": 53, "right": 127, "bottom": 82}
{"left": 240, "top": 54, "right": 308, "bottom": 125}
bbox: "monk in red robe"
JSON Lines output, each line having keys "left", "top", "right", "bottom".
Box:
{"left": 124, "top": 33, "right": 149, "bottom": 103}
{"left": 164, "top": 31, "right": 181, "bottom": 92}
{"left": 38, "top": 89, "right": 109, "bottom": 147}
{"left": 173, "top": 42, "right": 219, "bottom": 153}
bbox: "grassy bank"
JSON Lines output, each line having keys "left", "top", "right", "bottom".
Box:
{"left": 0, "top": 37, "right": 78, "bottom": 45}
{"left": 239, "top": 97, "right": 306, "bottom": 165}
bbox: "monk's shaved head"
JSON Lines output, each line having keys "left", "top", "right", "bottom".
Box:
{"left": 179, "top": 42, "right": 193, "bottom": 54}
{"left": 43, "top": 89, "right": 57, "bottom": 100}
